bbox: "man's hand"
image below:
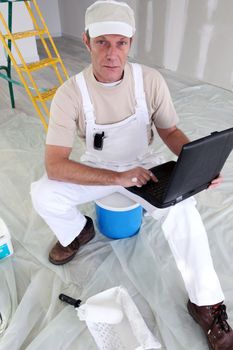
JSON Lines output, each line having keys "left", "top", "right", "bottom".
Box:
{"left": 117, "top": 167, "right": 158, "bottom": 188}
{"left": 208, "top": 174, "right": 223, "bottom": 189}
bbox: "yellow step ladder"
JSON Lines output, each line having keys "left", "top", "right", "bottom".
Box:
{"left": 0, "top": 0, "right": 69, "bottom": 130}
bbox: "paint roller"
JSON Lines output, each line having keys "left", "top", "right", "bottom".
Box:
{"left": 59, "top": 293, "right": 124, "bottom": 324}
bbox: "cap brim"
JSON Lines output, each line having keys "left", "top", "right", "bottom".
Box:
{"left": 87, "top": 21, "right": 134, "bottom": 38}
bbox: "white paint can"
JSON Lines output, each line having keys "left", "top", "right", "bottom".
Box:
{"left": 0, "top": 218, "right": 13, "bottom": 260}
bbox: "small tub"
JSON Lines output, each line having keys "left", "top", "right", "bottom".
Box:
{"left": 95, "top": 192, "right": 143, "bottom": 239}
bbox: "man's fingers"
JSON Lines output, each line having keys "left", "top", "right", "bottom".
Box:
{"left": 133, "top": 170, "right": 158, "bottom": 187}
{"left": 127, "top": 168, "right": 158, "bottom": 187}
{"left": 208, "top": 174, "right": 223, "bottom": 189}
{"left": 149, "top": 172, "right": 158, "bottom": 182}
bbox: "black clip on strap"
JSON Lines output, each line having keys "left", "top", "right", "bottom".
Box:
{"left": 59, "top": 293, "right": 82, "bottom": 308}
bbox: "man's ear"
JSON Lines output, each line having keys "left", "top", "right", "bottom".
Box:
{"left": 82, "top": 32, "right": 91, "bottom": 52}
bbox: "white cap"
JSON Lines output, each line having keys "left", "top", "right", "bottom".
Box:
{"left": 85, "top": 0, "right": 136, "bottom": 38}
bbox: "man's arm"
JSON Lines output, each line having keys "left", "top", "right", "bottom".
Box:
{"left": 156, "top": 125, "right": 190, "bottom": 156}
{"left": 45, "top": 145, "right": 156, "bottom": 187}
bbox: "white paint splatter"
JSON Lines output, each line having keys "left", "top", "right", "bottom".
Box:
{"left": 207, "top": 0, "right": 219, "bottom": 20}
{"left": 196, "top": 24, "right": 214, "bottom": 79}
{"left": 195, "top": 0, "right": 219, "bottom": 80}
{"left": 145, "top": 0, "right": 153, "bottom": 53}
{"left": 163, "top": 0, "right": 189, "bottom": 71}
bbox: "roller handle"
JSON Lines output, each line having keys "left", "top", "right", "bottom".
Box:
{"left": 59, "top": 293, "right": 82, "bottom": 308}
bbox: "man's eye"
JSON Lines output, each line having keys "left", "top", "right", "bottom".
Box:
{"left": 119, "top": 41, "right": 128, "bottom": 46}
{"left": 97, "top": 40, "right": 106, "bottom": 45}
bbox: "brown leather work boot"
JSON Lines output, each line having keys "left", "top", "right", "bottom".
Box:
{"left": 49, "top": 216, "right": 95, "bottom": 265}
{"left": 188, "top": 300, "right": 233, "bottom": 349}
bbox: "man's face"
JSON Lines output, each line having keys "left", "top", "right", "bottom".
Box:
{"left": 83, "top": 33, "right": 132, "bottom": 83}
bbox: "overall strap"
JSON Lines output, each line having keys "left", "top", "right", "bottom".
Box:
{"left": 76, "top": 72, "right": 95, "bottom": 126}
{"left": 131, "top": 63, "right": 150, "bottom": 124}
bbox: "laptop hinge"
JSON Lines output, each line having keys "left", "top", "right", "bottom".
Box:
{"left": 175, "top": 196, "right": 183, "bottom": 203}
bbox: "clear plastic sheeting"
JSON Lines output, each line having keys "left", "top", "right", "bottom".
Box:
{"left": 0, "top": 71, "right": 233, "bottom": 350}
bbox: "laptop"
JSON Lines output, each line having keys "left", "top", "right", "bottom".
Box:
{"left": 126, "top": 127, "right": 233, "bottom": 208}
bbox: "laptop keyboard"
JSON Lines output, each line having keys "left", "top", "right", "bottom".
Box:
{"left": 126, "top": 161, "right": 176, "bottom": 204}
{"left": 142, "top": 166, "right": 171, "bottom": 200}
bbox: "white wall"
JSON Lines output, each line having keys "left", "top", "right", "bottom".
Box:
{"left": 36, "top": 0, "right": 61, "bottom": 37}
{"left": 175, "top": 0, "right": 233, "bottom": 91}
{"left": 0, "top": 2, "right": 39, "bottom": 65}
{"left": 58, "top": 0, "right": 93, "bottom": 39}
{"left": 57, "top": 0, "right": 233, "bottom": 91}
{"left": 133, "top": 0, "right": 233, "bottom": 91}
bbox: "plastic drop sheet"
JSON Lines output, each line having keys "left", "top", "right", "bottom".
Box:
{"left": 0, "top": 71, "right": 233, "bottom": 350}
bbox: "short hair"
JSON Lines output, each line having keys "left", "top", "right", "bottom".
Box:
{"left": 85, "top": 30, "right": 90, "bottom": 42}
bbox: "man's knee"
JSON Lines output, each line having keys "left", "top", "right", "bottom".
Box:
{"left": 30, "top": 178, "right": 60, "bottom": 215}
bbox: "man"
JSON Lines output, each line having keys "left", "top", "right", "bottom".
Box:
{"left": 31, "top": 1, "right": 233, "bottom": 349}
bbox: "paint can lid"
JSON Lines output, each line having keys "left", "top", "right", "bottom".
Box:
{"left": 95, "top": 192, "right": 140, "bottom": 211}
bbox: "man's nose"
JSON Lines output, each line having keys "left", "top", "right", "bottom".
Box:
{"left": 106, "top": 45, "right": 118, "bottom": 59}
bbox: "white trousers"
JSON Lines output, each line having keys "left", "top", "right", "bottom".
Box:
{"left": 30, "top": 174, "right": 224, "bottom": 306}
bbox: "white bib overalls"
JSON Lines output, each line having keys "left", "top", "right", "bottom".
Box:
{"left": 79, "top": 63, "right": 161, "bottom": 171}
{"left": 31, "top": 64, "right": 224, "bottom": 306}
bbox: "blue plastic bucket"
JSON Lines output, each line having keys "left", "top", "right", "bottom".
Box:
{"left": 95, "top": 193, "right": 143, "bottom": 239}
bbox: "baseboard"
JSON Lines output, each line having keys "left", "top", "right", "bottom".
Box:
{"left": 62, "top": 33, "right": 82, "bottom": 42}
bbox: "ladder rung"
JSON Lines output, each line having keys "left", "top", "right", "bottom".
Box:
{"left": 34, "top": 87, "right": 58, "bottom": 101}
{"left": 3, "top": 29, "right": 46, "bottom": 40}
{"left": 19, "top": 58, "right": 60, "bottom": 72}
{"left": 0, "top": 0, "right": 28, "bottom": 2}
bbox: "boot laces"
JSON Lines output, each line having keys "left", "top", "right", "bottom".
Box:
{"left": 208, "top": 304, "right": 231, "bottom": 334}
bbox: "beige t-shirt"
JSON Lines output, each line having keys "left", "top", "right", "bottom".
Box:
{"left": 47, "top": 62, "right": 179, "bottom": 147}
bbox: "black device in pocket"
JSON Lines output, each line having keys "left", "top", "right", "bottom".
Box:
{"left": 94, "top": 131, "right": 105, "bottom": 150}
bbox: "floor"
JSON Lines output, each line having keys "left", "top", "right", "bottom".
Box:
{"left": 0, "top": 36, "right": 233, "bottom": 350}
